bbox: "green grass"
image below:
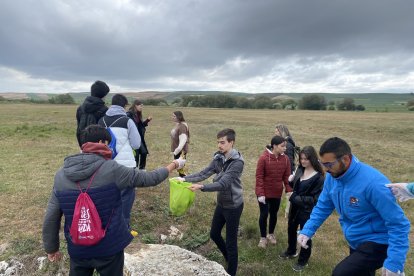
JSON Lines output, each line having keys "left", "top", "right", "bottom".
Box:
{"left": 0, "top": 103, "right": 413, "bottom": 275}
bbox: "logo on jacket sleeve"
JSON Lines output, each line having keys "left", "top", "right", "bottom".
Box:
{"left": 349, "top": 196, "right": 359, "bottom": 207}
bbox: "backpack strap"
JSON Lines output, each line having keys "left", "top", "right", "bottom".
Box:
{"left": 103, "top": 116, "right": 126, "bottom": 128}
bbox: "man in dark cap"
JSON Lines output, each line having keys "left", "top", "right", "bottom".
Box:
{"left": 76, "top": 81, "right": 110, "bottom": 147}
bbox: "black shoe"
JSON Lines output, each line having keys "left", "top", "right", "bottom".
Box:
{"left": 279, "top": 251, "right": 298, "bottom": 260}
{"left": 292, "top": 263, "right": 308, "bottom": 272}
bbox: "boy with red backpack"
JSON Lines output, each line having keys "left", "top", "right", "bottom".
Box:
{"left": 42, "top": 125, "right": 185, "bottom": 275}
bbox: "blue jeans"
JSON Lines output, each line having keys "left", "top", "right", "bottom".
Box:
{"left": 210, "top": 203, "right": 243, "bottom": 276}
{"left": 121, "top": 187, "right": 135, "bottom": 228}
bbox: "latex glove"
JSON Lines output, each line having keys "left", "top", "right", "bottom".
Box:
{"left": 297, "top": 234, "right": 310, "bottom": 249}
{"left": 288, "top": 174, "right": 295, "bottom": 182}
{"left": 385, "top": 183, "right": 414, "bottom": 202}
{"left": 174, "top": 158, "right": 186, "bottom": 170}
{"left": 174, "top": 177, "right": 185, "bottom": 182}
{"left": 47, "top": 251, "right": 62, "bottom": 262}
{"left": 257, "top": 196, "right": 266, "bottom": 204}
{"left": 381, "top": 267, "right": 405, "bottom": 276}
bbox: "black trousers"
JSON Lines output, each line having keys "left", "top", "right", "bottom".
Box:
{"left": 135, "top": 152, "right": 147, "bottom": 170}
{"left": 69, "top": 250, "right": 124, "bottom": 276}
{"left": 210, "top": 203, "right": 244, "bottom": 276}
{"left": 287, "top": 212, "right": 311, "bottom": 265}
{"left": 332, "top": 242, "right": 388, "bottom": 276}
{"left": 258, "top": 198, "right": 281, "bottom": 238}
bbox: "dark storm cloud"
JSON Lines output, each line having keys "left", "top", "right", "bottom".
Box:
{"left": 0, "top": 0, "right": 413, "bottom": 92}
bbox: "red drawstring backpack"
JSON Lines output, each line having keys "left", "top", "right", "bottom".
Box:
{"left": 69, "top": 168, "right": 113, "bottom": 246}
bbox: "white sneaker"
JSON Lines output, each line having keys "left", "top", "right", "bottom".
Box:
{"left": 258, "top": 238, "right": 267, "bottom": 248}
{"left": 267, "top": 234, "right": 277, "bottom": 245}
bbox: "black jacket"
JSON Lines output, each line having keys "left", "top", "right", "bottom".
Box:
{"left": 126, "top": 111, "right": 149, "bottom": 155}
{"left": 76, "top": 96, "right": 108, "bottom": 146}
{"left": 289, "top": 169, "right": 324, "bottom": 220}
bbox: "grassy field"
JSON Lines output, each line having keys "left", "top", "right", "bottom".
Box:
{"left": 0, "top": 103, "right": 413, "bottom": 275}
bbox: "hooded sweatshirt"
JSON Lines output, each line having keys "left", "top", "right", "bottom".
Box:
{"left": 255, "top": 147, "right": 292, "bottom": 198}
{"left": 184, "top": 149, "right": 244, "bottom": 209}
{"left": 98, "top": 105, "right": 141, "bottom": 167}
{"left": 76, "top": 96, "right": 108, "bottom": 146}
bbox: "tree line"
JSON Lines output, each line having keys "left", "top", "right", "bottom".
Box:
{"left": 2, "top": 93, "right": 414, "bottom": 111}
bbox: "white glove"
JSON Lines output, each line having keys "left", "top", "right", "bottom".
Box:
{"left": 257, "top": 196, "right": 266, "bottom": 204}
{"left": 297, "top": 233, "right": 310, "bottom": 249}
{"left": 381, "top": 267, "right": 405, "bottom": 276}
{"left": 288, "top": 174, "right": 295, "bottom": 182}
{"left": 385, "top": 183, "right": 414, "bottom": 202}
{"left": 174, "top": 177, "right": 185, "bottom": 182}
{"left": 175, "top": 158, "right": 186, "bottom": 170}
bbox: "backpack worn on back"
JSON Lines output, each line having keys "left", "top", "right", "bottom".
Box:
{"left": 69, "top": 169, "right": 113, "bottom": 246}
{"left": 102, "top": 117, "right": 125, "bottom": 159}
{"left": 78, "top": 112, "right": 97, "bottom": 135}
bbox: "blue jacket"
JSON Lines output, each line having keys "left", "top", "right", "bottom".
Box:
{"left": 300, "top": 155, "right": 410, "bottom": 273}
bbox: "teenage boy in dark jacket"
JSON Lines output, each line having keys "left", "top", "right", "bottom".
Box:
{"left": 76, "top": 81, "right": 110, "bottom": 147}
{"left": 180, "top": 128, "right": 244, "bottom": 276}
{"left": 42, "top": 125, "right": 185, "bottom": 275}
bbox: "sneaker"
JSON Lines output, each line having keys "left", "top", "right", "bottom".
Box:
{"left": 258, "top": 238, "right": 267, "bottom": 248}
{"left": 279, "top": 251, "right": 299, "bottom": 260}
{"left": 292, "top": 263, "right": 308, "bottom": 272}
{"left": 266, "top": 234, "right": 277, "bottom": 245}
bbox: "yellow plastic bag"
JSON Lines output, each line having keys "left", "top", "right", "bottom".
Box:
{"left": 169, "top": 178, "right": 195, "bottom": 216}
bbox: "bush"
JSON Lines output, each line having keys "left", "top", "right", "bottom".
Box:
{"left": 143, "top": 98, "right": 168, "bottom": 106}
{"left": 355, "top": 105, "right": 365, "bottom": 111}
{"left": 336, "top": 98, "right": 356, "bottom": 111}
{"left": 48, "top": 94, "right": 75, "bottom": 104}
{"left": 299, "top": 94, "right": 327, "bottom": 110}
{"left": 407, "top": 99, "right": 414, "bottom": 109}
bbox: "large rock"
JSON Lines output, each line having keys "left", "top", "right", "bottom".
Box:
{"left": 124, "top": 244, "right": 229, "bottom": 276}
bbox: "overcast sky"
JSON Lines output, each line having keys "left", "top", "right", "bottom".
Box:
{"left": 1, "top": 0, "right": 414, "bottom": 94}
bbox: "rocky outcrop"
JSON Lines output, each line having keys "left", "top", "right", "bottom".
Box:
{"left": 124, "top": 244, "right": 229, "bottom": 276}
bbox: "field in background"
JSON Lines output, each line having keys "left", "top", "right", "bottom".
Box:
{"left": 0, "top": 103, "right": 413, "bottom": 275}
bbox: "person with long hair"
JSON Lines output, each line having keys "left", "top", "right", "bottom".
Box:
{"left": 274, "top": 124, "right": 296, "bottom": 173}
{"left": 255, "top": 135, "right": 292, "bottom": 248}
{"left": 127, "top": 99, "right": 152, "bottom": 170}
{"left": 279, "top": 146, "right": 325, "bottom": 272}
{"left": 171, "top": 111, "right": 190, "bottom": 177}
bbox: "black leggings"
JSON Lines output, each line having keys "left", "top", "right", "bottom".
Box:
{"left": 258, "top": 198, "right": 281, "bottom": 238}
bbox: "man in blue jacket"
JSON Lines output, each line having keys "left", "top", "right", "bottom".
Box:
{"left": 298, "top": 137, "right": 409, "bottom": 276}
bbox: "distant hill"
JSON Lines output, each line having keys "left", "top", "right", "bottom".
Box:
{"left": 1, "top": 91, "right": 413, "bottom": 112}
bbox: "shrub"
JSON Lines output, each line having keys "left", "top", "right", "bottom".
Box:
{"left": 48, "top": 94, "right": 75, "bottom": 104}
{"left": 299, "top": 94, "right": 327, "bottom": 110}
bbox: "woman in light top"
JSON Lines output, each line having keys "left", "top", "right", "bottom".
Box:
{"left": 171, "top": 111, "right": 190, "bottom": 177}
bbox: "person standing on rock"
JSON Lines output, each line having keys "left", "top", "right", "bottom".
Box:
{"left": 179, "top": 128, "right": 244, "bottom": 276}
{"left": 42, "top": 125, "right": 185, "bottom": 276}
